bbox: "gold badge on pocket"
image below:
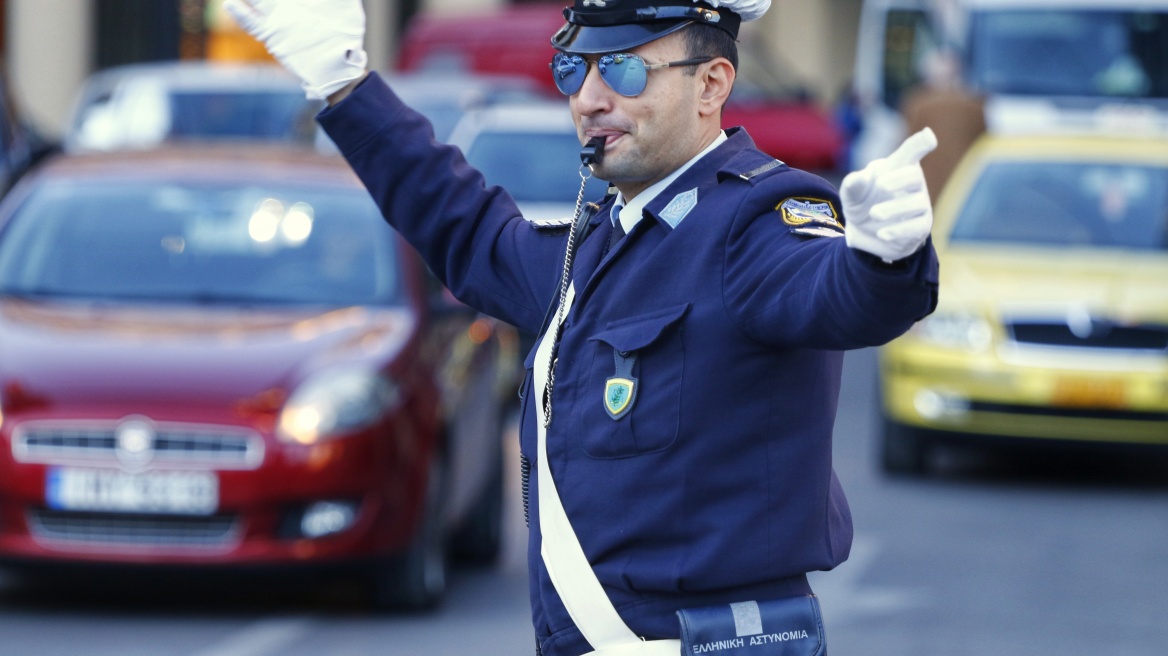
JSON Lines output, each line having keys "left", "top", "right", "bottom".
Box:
{"left": 604, "top": 377, "right": 636, "bottom": 419}
{"left": 604, "top": 349, "right": 638, "bottom": 420}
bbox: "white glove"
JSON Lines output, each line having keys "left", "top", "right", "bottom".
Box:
{"left": 223, "top": 0, "right": 368, "bottom": 100}
{"left": 841, "top": 127, "right": 938, "bottom": 262}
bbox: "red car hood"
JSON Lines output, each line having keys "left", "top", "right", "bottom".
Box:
{"left": 0, "top": 299, "right": 416, "bottom": 415}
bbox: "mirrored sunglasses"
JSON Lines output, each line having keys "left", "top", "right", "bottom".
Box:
{"left": 549, "top": 52, "right": 714, "bottom": 97}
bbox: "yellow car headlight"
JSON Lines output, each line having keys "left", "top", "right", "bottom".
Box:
{"left": 910, "top": 312, "right": 994, "bottom": 351}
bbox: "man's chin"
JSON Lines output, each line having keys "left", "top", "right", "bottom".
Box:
{"left": 590, "top": 156, "right": 631, "bottom": 185}
{"left": 591, "top": 166, "right": 646, "bottom": 189}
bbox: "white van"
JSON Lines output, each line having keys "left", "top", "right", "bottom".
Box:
{"left": 850, "top": 0, "right": 1168, "bottom": 168}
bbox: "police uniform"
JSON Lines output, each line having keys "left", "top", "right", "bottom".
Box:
{"left": 320, "top": 72, "right": 937, "bottom": 654}
{"left": 315, "top": 0, "right": 938, "bottom": 653}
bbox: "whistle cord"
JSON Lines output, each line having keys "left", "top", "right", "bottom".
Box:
{"left": 542, "top": 165, "right": 593, "bottom": 428}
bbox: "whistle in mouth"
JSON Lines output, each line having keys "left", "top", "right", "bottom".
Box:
{"left": 580, "top": 136, "right": 606, "bottom": 167}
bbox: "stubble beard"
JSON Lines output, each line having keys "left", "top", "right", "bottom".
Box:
{"left": 591, "top": 142, "right": 652, "bottom": 187}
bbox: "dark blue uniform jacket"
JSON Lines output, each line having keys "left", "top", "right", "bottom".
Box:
{"left": 319, "top": 73, "right": 938, "bottom": 656}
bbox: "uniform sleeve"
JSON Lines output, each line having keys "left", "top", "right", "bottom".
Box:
{"left": 721, "top": 168, "right": 939, "bottom": 350}
{"left": 316, "top": 73, "right": 566, "bottom": 334}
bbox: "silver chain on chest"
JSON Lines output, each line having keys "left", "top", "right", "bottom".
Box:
{"left": 542, "top": 164, "right": 593, "bottom": 428}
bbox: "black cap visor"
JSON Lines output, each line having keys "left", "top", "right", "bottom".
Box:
{"left": 551, "top": 19, "right": 694, "bottom": 54}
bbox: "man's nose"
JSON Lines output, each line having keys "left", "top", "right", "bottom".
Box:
{"left": 573, "top": 60, "right": 613, "bottom": 113}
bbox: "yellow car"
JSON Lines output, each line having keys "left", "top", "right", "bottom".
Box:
{"left": 879, "top": 134, "right": 1168, "bottom": 473}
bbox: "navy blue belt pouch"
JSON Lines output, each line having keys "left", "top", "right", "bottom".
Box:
{"left": 676, "top": 596, "right": 825, "bottom": 656}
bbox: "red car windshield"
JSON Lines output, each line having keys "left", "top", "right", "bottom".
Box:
{"left": 0, "top": 179, "right": 404, "bottom": 306}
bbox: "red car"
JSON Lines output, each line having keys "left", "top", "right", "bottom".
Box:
{"left": 0, "top": 145, "right": 517, "bottom": 608}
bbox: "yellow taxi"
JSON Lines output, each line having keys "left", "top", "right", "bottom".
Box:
{"left": 879, "top": 134, "right": 1168, "bottom": 473}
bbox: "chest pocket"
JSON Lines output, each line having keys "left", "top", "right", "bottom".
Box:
{"left": 580, "top": 303, "right": 690, "bottom": 459}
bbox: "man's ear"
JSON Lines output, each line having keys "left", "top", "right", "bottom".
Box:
{"left": 698, "top": 58, "right": 736, "bottom": 117}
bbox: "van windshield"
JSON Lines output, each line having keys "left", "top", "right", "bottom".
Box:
{"left": 967, "top": 10, "right": 1168, "bottom": 98}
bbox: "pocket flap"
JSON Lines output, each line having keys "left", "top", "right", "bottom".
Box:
{"left": 588, "top": 303, "right": 691, "bottom": 353}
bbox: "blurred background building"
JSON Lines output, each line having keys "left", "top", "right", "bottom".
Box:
{"left": 3, "top": 0, "right": 862, "bottom": 142}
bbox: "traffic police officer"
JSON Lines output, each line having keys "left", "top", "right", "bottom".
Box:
{"left": 227, "top": 1, "right": 939, "bottom": 654}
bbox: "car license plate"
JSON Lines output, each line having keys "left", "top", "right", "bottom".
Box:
{"left": 1051, "top": 377, "right": 1126, "bottom": 409}
{"left": 46, "top": 468, "right": 218, "bottom": 515}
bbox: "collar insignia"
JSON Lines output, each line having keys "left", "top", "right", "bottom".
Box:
{"left": 660, "top": 188, "right": 699, "bottom": 228}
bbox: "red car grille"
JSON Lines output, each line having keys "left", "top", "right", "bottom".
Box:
{"left": 12, "top": 421, "right": 265, "bottom": 470}
{"left": 27, "top": 510, "right": 241, "bottom": 549}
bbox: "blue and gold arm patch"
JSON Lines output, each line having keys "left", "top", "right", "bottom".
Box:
{"left": 775, "top": 197, "right": 844, "bottom": 238}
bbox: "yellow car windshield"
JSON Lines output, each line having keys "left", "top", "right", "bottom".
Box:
{"left": 949, "top": 160, "right": 1168, "bottom": 250}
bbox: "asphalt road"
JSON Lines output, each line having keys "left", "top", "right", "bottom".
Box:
{"left": 2, "top": 347, "right": 1166, "bottom": 655}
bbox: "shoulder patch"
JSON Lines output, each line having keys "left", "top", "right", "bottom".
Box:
{"left": 789, "top": 225, "right": 845, "bottom": 239}
{"left": 776, "top": 197, "right": 843, "bottom": 232}
{"left": 525, "top": 200, "right": 607, "bottom": 231}
{"left": 738, "top": 159, "right": 785, "bottom": 181}
{"left": 524, "top": 216, "right": 574, "bottom": 231}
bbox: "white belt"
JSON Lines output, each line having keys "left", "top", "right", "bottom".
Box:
{"left": 533, "top": 283, "right": 679, "bottom": 656}
{"left": 581, "top": 640, "right": 682, "bottom": 656}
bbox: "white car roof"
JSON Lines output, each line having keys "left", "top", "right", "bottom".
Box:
{"left": 79, "top": 61, "right": 302, "bottom": 94}
{"left": 446, "top": 102, "right": 575, "bottom": 149}
{"left": 63, "top": 62, "right": 314, "bottom": 154}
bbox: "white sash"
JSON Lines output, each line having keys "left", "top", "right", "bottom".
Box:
{"left": 532, "top": 282, "right": 681, "bottom": 656}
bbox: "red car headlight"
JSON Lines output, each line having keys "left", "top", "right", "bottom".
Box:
{"left": 277, "top": 367, "right": 401, "bottom": 445}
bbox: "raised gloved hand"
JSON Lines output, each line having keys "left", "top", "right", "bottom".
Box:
{"left": 840, "top": 127, "right": 938, "bottom": 262}
{"left": 223, "top": 0, "right": 368, "bottom": 100}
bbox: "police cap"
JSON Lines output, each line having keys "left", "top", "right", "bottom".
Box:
{"left": 551, "top": 0, "right": 771, "bottom": 54}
